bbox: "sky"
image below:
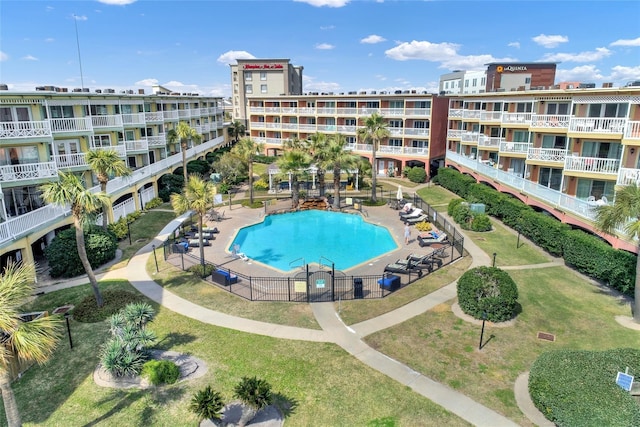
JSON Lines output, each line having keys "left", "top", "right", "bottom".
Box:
{"left": 1, "top": 0, "right": 639, "bottom": 98}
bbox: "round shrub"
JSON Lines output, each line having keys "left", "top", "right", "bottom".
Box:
{"left": 471, "top": 214, "right": 492, "bottom": 232}
{"left": 253, "top": 178, "right": 269, "bottom": 191}
{"left": 73, "top": 289, "right": 143, "bottom": 323}
{"left": 415, "top": 221, "right": 432, "bottom": 232}
{"left": 142, "top": 360, "right": 180, "bottom": 385}
{"left": 407, "top": 166, "right": 427, "bottom": 183}
{"left": 190, "top": 386, "right": 225, "bottom": 422}
{"left": 452, "top": 203, "right": 473, "bottom": 229}
{"left": 108, "top": 217, "right": 129, "bottom": 240}
{"left": 447, "top": 198, "right": 465, "bottom": 216}
{"left": 456, "top": 266, "right": 519, "bottom": 322}
{"left": 144, "top": 197, "right": 164, "bottom": 210}
{"left": 45, "top": 225, "right": 117, "bottom": 278}
{"left": 188, "top": 263, "right": 215, "bottom": 278}
{"left": 529, "top": 348, "right": 640, "bottom": 427}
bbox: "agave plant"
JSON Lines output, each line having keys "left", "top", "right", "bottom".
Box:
{"left": 100, "top": 339, "right": 145, "bottom": 377}
{"left": 234, "top": 376, "right": 273, "bottom": 427}
{"left": 189, "top": 385, "right": 225, "bottom": 422}
{"left": 123, "top": 302, "right": 155, "bottom": 329}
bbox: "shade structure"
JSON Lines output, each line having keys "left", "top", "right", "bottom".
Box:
{"left": 396, "top": 185, "right": 403, "bottom": 200}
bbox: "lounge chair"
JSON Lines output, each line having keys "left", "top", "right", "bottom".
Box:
{"left": 188, "top": 238, "right": 211, "bottom": 247}
{"left": 398, "top": 202, "right": 413, "bottom": 215}
{"left": 384, "top": 259, "right": 423, "bottom": 277}
{"left": 404, "top": 214, "right": 429, "bottom": 224}
{"left": 395, "top": 253, "right": 432, "bottom": 271}
{"left": 417, "top": 230, "right": 448, "bottom": 246}
{"left": 400, "top": 208, "right": 422, "bottom": 219}
{"left": 172, "top": 243, "right": 189, "bottom": 254}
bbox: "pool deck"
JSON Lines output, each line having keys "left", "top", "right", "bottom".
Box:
{"left": 181, "top": 202, "right": 455, "bottom": 279}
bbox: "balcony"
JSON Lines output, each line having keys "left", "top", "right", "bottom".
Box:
{"left": 564, "top": 156, "right": 620, "bottom": 175}
{"left": 526, "top": 147, "right": 568, "bottom": 163}
{"left": 530, "top": 114, "right": 571, "bottom": 129}
{"left": 337, "top": 125, "right": 356, "bottom": 133}
{"left": 378, "top": 145, "right": 403, "bottom": 154}
{"left": 53, "top": 153, "right": 88, "bottom": 168}
{"left": 405, "top": 108, "right": 431, "bottom": 117}
{"left": 163, "top": 111, "right": 179, "bottom": 120}
{"left": 90, "top": 144, "right": 126, "bottom": 157}
{"left": 336, "top": 108, "right": 357, "bottom": 115}
{"left": 462, "top": 110, "right": 481, "bottom": 120}
{"left": 254, "top": 137, "right": 284, "bottom": 145}
{"left": 317, "top": 108, "right": 336, "bottom": 115}
{"left": 389, "top": 127, "right": 404, "bottom": 137}
{"left": 49, "top": 117, "right": 92, "bottom": 133}
{"left": 281, "top": 123, "right": 299, "bottom": 130}
{"left": 190, "top": 109, "right": 201, "bottom": 117}
{"left": 265, "top": 122, "right": 281, "bottom": 129}
{"left": 478, "top": 136, "right": 502, "bottom": 149}
{"left": 91, "top": 115, "right": 123, "bottom": 129}
{"left": 380, "top": 108, "right": 405, "bottom": 116}
{"left": 403, "top": 146, "right": 429, "bottom": 155}
{"left": 625, "top": 121, "right": 640, "bottom": 140}
{"left": 617, "top": 167, "right": 640, "bottom": 186}
{"left": 479, "top": 111, "right": 502, "bottom": 122}
{"left": 569, "top": 117, "right": 626, "bottom": 134}
{"left": 447, "top": 129, "right": 462, "bottom": 139}
{"left": 317, "top": 124, "right": 337, "bottom": 132}
{"left": 298, "top": 107, "right": 316, "bottom": 114}
{"left": 502, "top": 112, "right": 532, "bottom": 125}
{"left": 125, "top": 139, "right": 149, "bottom": 153}
{"left": 121, "top": 113, "right": 146, "bottom": 126}
{"left": 499, "top": 141, "right": 531, "bottom": 155}
{"left": 250, "top": 121, "right": 266, "bottom": 129}
{"left": 299, "top": 124, "right": 316, "bottom": 132}
{"left": 178, "top": 110, "right": 191, "bottom": 119}
{"left": 249, "top": 107, "right": 266, "bottom": 114}
{"left": 0, "top": 121, "right": 52, "bottom": 139}
{"left": 147, "top": 135, "right": 167, "bottom": 148}
{"left": 460, "top": 132, "right": 481, "bottom": 144}
{"left": 449, "top": 109, "right": 463, "bottom": 119}
{"left": 144, "top": 112, "right": 164, "bottom": 122}
{"left": 404, "top": 128, "right": 430, "bottom": 137}
{"left": 0, "top": 162, "right": 57, "bottom": 182}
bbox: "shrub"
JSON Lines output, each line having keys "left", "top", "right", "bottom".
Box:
{"left": 144, "top": 197, "right": 164, "bottom": 210}
{"left": 407, "top": 167, "right": 427, "bottom": 183}
{"left": 471, "top": 214, "right": 492, "bottom": 232}
{"left": 126, "top": 211, "right": 142, "bottom": 222}
{"left": 415, "top": 221, "right": 432, "bottom": 232}
{"left": 241, "top": 200, "right": 264, "bottom": 209}
{"left": 234, "top": 376, "right": 274, "bottom": 426}
{"left": 436, "top": 167, "right": 476, "bottom": 198}
{"left": 447, "top": 198, "right": 465, "bottom": 216}
{"left": 108, "top": 217, "right": 129, "bottom": 240}
{"left": 188, "top": 263, "right": 215, "bottom": 278}
{"left": 159, "top": 174, "right": 184, "bottom": 202}
{"left": 73, "top": 289, "right": 143, "bottom": 323}
{"left": 253, "top": 178, "right": 269, "bottom": 190}
{"left": 452, "top": 203, "right": 473, "bottom": 229}
{"left": 189, "top": 386, "right": 225, "bottom": 422}
{"left": 45, "top": 226, "right": 117, "bottom": 278}
{"left": 255, "top": 154, "right": 277, "bottom": 164}
{"left": 142, "top": 360, "right": 180, "bottom": 385}
{"left": 187, "top": 159, "right": 211, "bottom": 175}
{"left": 529, "top": 348, "right": 640, "bottom": 427}
{"left": 457, "top": 267, "right": 519, "bottom": 322}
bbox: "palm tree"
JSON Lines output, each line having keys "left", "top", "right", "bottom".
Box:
{"left": 167, "top": 122, "right": 202, "bottom": 182}
{"left": 228, "top": 120, "right": 246, "bottom": 144}
{"left": 308, "top": 132, "right": 330, "bottom": 197}
{"left": 594, "top": 184, "right": 640, "bottom": 323}
{"left": 357, "top": 112, "right": 390, "bottom": 202}
{"left": 327, "top": 134, "right": 359, "bottom": 210}
{"left": 234, "top": 376, "right": 273, "bottom": 427}
{"left": 0, "top": 261, "right": 62, "bottom": 427}
{"left": 277, "top": 144, "right": 312, "bottom": 209}
{"left": 170, "top": 175, "right": 216, "bottom": 266}
{"left": 40, "top": 172, "right": 111, "bottom": 307}
{"left": 86, "top": 149, "right": 131, "bottom": 229}
{"left": 232, "top": 137, "right": 264, "bottom": 205}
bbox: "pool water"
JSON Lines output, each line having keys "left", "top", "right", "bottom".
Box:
{"left": 230, "top": 210, "right": 398, "bottom": 271}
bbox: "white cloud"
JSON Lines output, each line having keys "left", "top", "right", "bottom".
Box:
{"left": 608, "top": 65, "right": 640, "bottom": 84}
{"left": 22, "top": 55, "right": 38, "bottom": 61}
{"left": 97, "top": 0, "right": 137, "bottom": 5}
{"left": 134, "top": 78, "right": 159, "bottom": 86}
{"left": 0, "top": 51, "right": 8, "bottom": 61}
{"left": 532, "top": 34, "right": 569, "bottom": 48}
{"left": 320, "top": 25, "right": 335, "bottom": 30}
{"left": 303, "top": 75, "right": 341, "bottom": 92}
{"left": 385, "top": 40, "right": 460, "bottom": 61}
{"left": 72, "top": 14, "right": 88, "bottom": 21}
{"left": 541, "top": 47, "right": 611, "bottom": 62}
{"left": 163, "top": 80, "right": 186, "bottom": 88}
{"left": 508, "top": 41, "right": 520, "bottom": 49}
{"left": 315, "top": 43, "right": 335, "bottom": 50}
{"left": 555, "top": 65, "right": 604, "bottom": 83}
{"left": 216, "top": 50, "right": 256, "bottom": 65}
{"left": 45, "top": 38, "right": 55, "bottom": 43}
{"left": 610, "top": 37, "right": 640, "bottom": 47}
{"left": 375, "top": 74, "right": 387, "bottom": 81}
{"left": 293, "top": 0, "right": 349, "bottom": 7}
{"left": 361, "top": 34, "right": 386, "bottom": 44}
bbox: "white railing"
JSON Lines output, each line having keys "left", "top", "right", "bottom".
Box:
{"left": 145, "top": 112, "right": 164, "bottom": 122}
{"left": 499, "top": 141, "right": 530, "bottom": 154}
{"left": 264, "top": 123, "right": 280, "bottom": 129}
{"left": 617, "top": 167, "right": 640, "bottom": 186}
{"left": 250, "top": 121, "right": 266, "bottom": 128}
{"left": 502, "top": 112, "right": 532, "bottom": 124}
{"left": 53, "top": 153, "right": 88, "bottom": 168}
{"left": 449, "top": 109, "right": 463, "bottom": 118}
{"left": 163, "top": 111, "right": 179, "bottom": 120}
{"left": 299, "top": 124, "right": 316, "bottom": 131}
{"left": 564, "top": 156, "right": 620, "bottom": 174}
{"left": 91, "top": 115, "right": 123, "bottom": 128}
{"left": 569, "top": 117, "right": 626, "bottom": 134}
{"left": 265, "top": 107, "right": 281, "bottom": 113}
{"left": 178, "top": 110, "right": 191, "bottom": 118}
{"left": 404, "top": 146, "right": 429, "bottom": 155}
{"left": 380, "top": 108, "right": 405, "bottom": 116}
{"left": 1, "top": 204, "right": 69, "bottom": 243}
{"left": 317, "top": 124, "right": 337, "bottom": 132}
{"left": 378, "top": 145, "right": 403, "bottom": 154}
{"left": 190, "top": 109, "right": 201, "bottom": 117}
{"left": 125, "top": 139, "right": 149, "bottom": 152}
{"left": 389, "top": 127, "right": 404, "bottom": 137}
{"left": 404, "top": 128, "right": 430, "bottom": 137}
{"left": 298, "top": 107, "right": 316, "bottom": 114}
{"left": 405, "top": 108, "right": 431, "bottom": 116}
{"left": 91, "top": 144, "right": 126, "bottom": 157}
{"left": 624, "top": 121, "right": 640, "bottom": 140}
{"left": 447, "top": 129, "right": 462, "bottom": 139}
{"left": 478, "top": 136, "right": 502, "bottom": 148}
{"left": 121, "top": 113, "right": 146, "bottom": 126}
{"left": 49, "top": 117, "right": 92, "bottom": 133}
{"left": 281, "top": 123, "right": 299, "bottom": 130}
{"left": 337, "top": 125, "right": 356, "bottom": 133}
{"left": 461, "top": 132, "right": 480, "bottom": 143}
{"left": 0, "top": 162, "right": 57, "bottom": 182}
{"left": 462, "top": 110, "right": 481, "bottom": 119}
{"left": 0, "top": 120, "right": 52, "bottom": 138}
{"left": 140, "top": 186, "right": 156, "bottom": 208}
{"left": 317, "top": 108, "right": 336, "bottom": 114}
{"left": 357, "top": 108, "right": 381, "bottom": 116}
{"left": 146, "top": 135, "right": 167, "bottom": 147}
{"left": 345, "top": 143, "right": 370, "bottom": 152}
{"left": 479, "top": 111, "right": 502, "bottom": 122}
{"left": 113, "top": 198, "right": 137, "bottom": 222}
{"left": 336, "top": 108, "right": 357, "bottom": 115}
{"left": 530, "top": 114, "right": 571, "bottom": 128}
{"left": 527, "top": 147, "right": 568, "bottom": 163}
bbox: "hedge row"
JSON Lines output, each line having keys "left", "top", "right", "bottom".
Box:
{"left": 529, "top": 348, "right": 640, "bottom": 426}
{"left": 434, "top": 168, "right": 636, "bottom": 296}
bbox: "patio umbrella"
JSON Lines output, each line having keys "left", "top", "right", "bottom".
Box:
{"left": 396, "top": 185, "right": 403, "bottom": 200}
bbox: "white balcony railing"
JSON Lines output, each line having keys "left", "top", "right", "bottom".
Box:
{"left": 317, "top": 124, "right": 337, "bottom": 132}
{"left": 449, "top": 109, "right": 463, "bottom": 118}
{"left": 499, "top": 141, "right": 531, "bottom": 154}
{"left": 478, "top": 136, "right": 502, "bottom": 148}
{"left": 404, "top": 128, "right": 430, "bottom": 137}
{"left": 527, "top": 147, "right": 568, "bottom": 163}
{"left": 0, "top": 120, "right": 52, "bottom": 139}
{"left": 336, "top": 108, "right": 357, "bottom": 115}
{"left": 337, "top": 125, "right": 356, "bottom": 133}
{"left": 624, "top": 121, "right": 640, "bottom": 140}
{"left": 389, "top": 127, "right": 404, "bottom": 137}
{"left": 144, "top": 112, "right": 164, "bottom": 122}
{"left": 53, "top": 153, "right": 88, "bottom": 168}
{"left": 502, "top": 112, "right": 532, "bottom": 124}
{"left": 121, "top": 113, "right": 146, "bottom": 126}
{"left": 479, "top": 111, "right": 502, "bottom": 122}
{"left": 0, "top": 162, "right": 58, "bottom": 182}
{"left": 91, "top": 115, "right": 123, "bottom": 128}
{"left": 530, "top": 114, "right": 571, "bottom": 129}
{"left": 147, "top": 135, "right": 167, "bottom": 147}
{"left": 90, "top": 144, "right": 126, "bottom": 157}
{"left": 49, "top": 117, "right": 92, "bottom": 133}
{"left": 564, "top": 156, "right": 620, "bottom": 175}
{"left": 617, "top": 167, "right": 640, "bottom": 186}
{"left": 380, "top": 108, "right": 405, "bottom": 116}
{"left": 462, "top": 110, "right": 482, "bottom": 119}
{"left": 163, "top": 111, "right": 179, "bottom": 120}
{"left": 125, "top": 139, "right": 149, "bottom": 152}
{"left": 178, "top": 110, "right": 191, "bottom": 119}
{"left": 405, "top": 108, "right": 431, "bottom": 117}
{"left": 461, "top": 132, "right": 481, "bottom": 143}
{"left": 447, "top": 129, "right": 463, "bottom": 139}
{"left": 569, "top": 117, "right": 626, "bottom": 134}
{"left": 317, "top": 108, "right": 336, "bottom": 115}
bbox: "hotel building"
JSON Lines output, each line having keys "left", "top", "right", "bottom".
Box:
{"left": 444, "top": 85, "right": 640, "bottom": 252}
{"left": 0, "top": 87, "right": 226, "bottom": 270}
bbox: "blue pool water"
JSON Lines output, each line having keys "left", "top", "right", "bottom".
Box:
{"left": 230, "top": 210, "right": 398, "bottom": 271}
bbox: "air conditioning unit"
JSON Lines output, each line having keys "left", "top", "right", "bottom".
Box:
{"left": 126, "top": 89, "right": 134, "bottom": 94}
{"left": 95, "top": 89, "right": 102, "bottom": 93}
{"left": 72, "top": 88, "right": 83, "bottom": 92}
{"left": 105, "top": 89, "right": 115, "bottom": 93}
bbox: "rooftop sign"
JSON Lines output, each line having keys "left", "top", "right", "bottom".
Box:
{"left": 243, "top": 64, "right": 284, "bottom": 70}
{"left": 496, "top": 65, "right": 528, "bottom": 73}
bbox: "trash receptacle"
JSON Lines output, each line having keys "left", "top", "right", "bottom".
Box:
{"left": 353, "top": 278, "right": 363, "bottom": 299}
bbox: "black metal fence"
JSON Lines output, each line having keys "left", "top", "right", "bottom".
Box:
{"left": 163, "top": 197, "right": 464, "bottom": 303}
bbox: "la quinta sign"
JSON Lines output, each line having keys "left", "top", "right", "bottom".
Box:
{"left": 496, "top": 65, "right": 528, "bottom": 73}
{"left": 243, "top": 64, "right": 284, "bottom": 70}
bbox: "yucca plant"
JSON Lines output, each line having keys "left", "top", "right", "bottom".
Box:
{"left": 234, "top": 376, "right": 273, "bottom": 427}
{"left": 100, "top": 338, "right": 145, "bottom": 377}
{"left": 189, "top": 385, "right": 225, "bottom": 423}
{"left": 123, "top": 302, "right": 155, "bottom": 329}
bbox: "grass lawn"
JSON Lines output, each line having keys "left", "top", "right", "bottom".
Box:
{"left": 7, "top": 280, "right": 470, "bottom": 427}
{"left": 148, "top": 247, "right": 320, "bottom": 329}
{"left": 365, "top": 266, "right": 637, "bottom": 426}
{"left": 416, "top": 186, "right": 459, "bottom": 211}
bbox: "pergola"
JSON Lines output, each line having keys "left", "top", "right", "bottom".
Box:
{"left": 267, "top": 163, "right": 359, "bottom": 193}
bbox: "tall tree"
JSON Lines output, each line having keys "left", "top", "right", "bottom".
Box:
{"left": 228, "top": 120, "right": 246, "bottom": 144}
{"left": 40, "top": 171, "right": 111, "bottom": 307}
{"left": 594, "top": 184, "right": 640, "bottom": 323}
{"left": 357, "top": 112, "right": 390, "bottom": 202}
{"left": 232, "top": 137, "right": 264, "bottom": 205}
{"left": 0, "top": 261, "right": 62, "bottom": 427}
{"left": 167, "top": 122, "right": 202, "bottom": 182}
{"left": 170, "top": 175, "right": 217, "bottom": 266}
{"left": 277, "top": 141, "right": 312, "bottom": 209}
{"left": 86, "top": 149, "right": 130, "bottom": 229}
{"left": 308, "top": 133, "right": 330, "bottom": 197}
{"left": 327, "top": 134, "right": 359, "bottom": 210}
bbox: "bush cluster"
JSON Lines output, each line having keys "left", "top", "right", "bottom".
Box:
{"left": 158, "top": 174, "right": 185, "bottom": 202}
{"left": 447, "top": 199, "right": 492, "bottom": 232}
{"left": 142, "top": 360, "right": 180, "bottom": 385}
{"left": 253, "top": 178, "right": 269, "bottom": 190}
{"left": 188, "top": 263, "right": 215, "bottom": 278}
{"left": 45, "top": 226, "right": 118, "bottom": 278}
{"left": 73, "top": 289, "right": 143, "bottom": 323}
{"left": 144, "top": 197, "right": 164, "bottom": 210}
{"left": 529, "top": 348, "right": 640, "bottom": 426}
{"left": 436, "top": 167, "right": 637, "bottom": 296}
{"left": 456, "top": 266, "right": 519, "bottom": 322}
{"left": 405, "top": 166, "right": 427, "bottom": 183}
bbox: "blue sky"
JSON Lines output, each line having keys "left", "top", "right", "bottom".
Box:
{"left": 1, "top": 0, "right": 639, "bottom": 97}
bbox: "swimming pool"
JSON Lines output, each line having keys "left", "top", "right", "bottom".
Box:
{"left": 230, "top": 210, "right": 398, "bottom": 272}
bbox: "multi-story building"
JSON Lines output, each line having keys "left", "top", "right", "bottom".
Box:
{"left": 246, "top": 92, "right": 449, "bottom": 178}
{"left": 230, "top": 59, "right": 303, "bottom": 125}
{"left": 439, "top": 70, "right": 486, "bottom": 95}
{"left": 444, "top": 85, "right": 640, "bottom": 252}
{"left": 0, "top": 87, "right": 226, "bottom": 270}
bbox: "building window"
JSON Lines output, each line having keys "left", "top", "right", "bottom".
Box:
{"left": 445, "top": 82, "right": 449, "bottom": 89}
{"left": 481, "top": 77, "right": 486, "bottom": 86}
{"left": 389, "top": 120, "right": 403, "bottom": 128}
{"left": 261, "top": 84, "right": 267, "bottom": 93}
{"left": 525, "top": 77, "right": 531, "bottom": 84}
{"left": 234, "top": 84, "right": 238, "bottom": 94}
{"left": 92, "top": 135, "right": 111, "bottom": 147}
{"left": 472, "top": 78, "right": 477, "bottom": 86}
{"left": 260, "top": 72, "right": 267, "bottom": 81}
{"left": 245, "top": 72, "right": 252, "bottom": 81}
{"left": 465, "top": 80, "right": 469, "bottom": 87}
{"left": 389, "top": 138, "right": 402, "bottom": 146}
{"left": 246, "top": 85, "right": 253, "bottom": 94}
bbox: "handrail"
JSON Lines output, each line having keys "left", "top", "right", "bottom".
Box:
{"left": 319, "top": 256, "right": 335, "bottom": 270}
{"left": 289, "top": 257, "right": 306, "bottom": 269}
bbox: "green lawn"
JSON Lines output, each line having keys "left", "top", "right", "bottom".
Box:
{"left": 7, "top": 280, "right": 470, "bottom": 427}
{"left": 416, "top": 186, "right": 459, "bottom": 211}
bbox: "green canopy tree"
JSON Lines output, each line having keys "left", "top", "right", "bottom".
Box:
{"left": 308, "top": 132, "right": 330, "bottom": 197}
{"left": 327, "top": 133, "right": 359, "bottom": 209}
{"left": 594, "top": 183, "right": 640, "bottom": 323}
{"left": 167, "top": 122, "right": 202, "bottom": 182}
{"left": 86, "top": 149, "right": 130, "bottom": 229}
{"left": 357, "top": 112, "right": 390, "bottom": 202}
{"left": 40, "top": 172, "right": 111, "bottom": 307}
{"left": 228, "top": 120, "right": 246, "bottom": 144}
{"left": 232, "top": 137, "right": 265, "bottom": 205}
{"left": 277, "top": 139, "right": 312, "bottom": 209}
{"left": 0, "top": 262, "right": 62, "bottom": 427}
{"left": 170, "top": 175, "right": 217, "bottom": 266}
